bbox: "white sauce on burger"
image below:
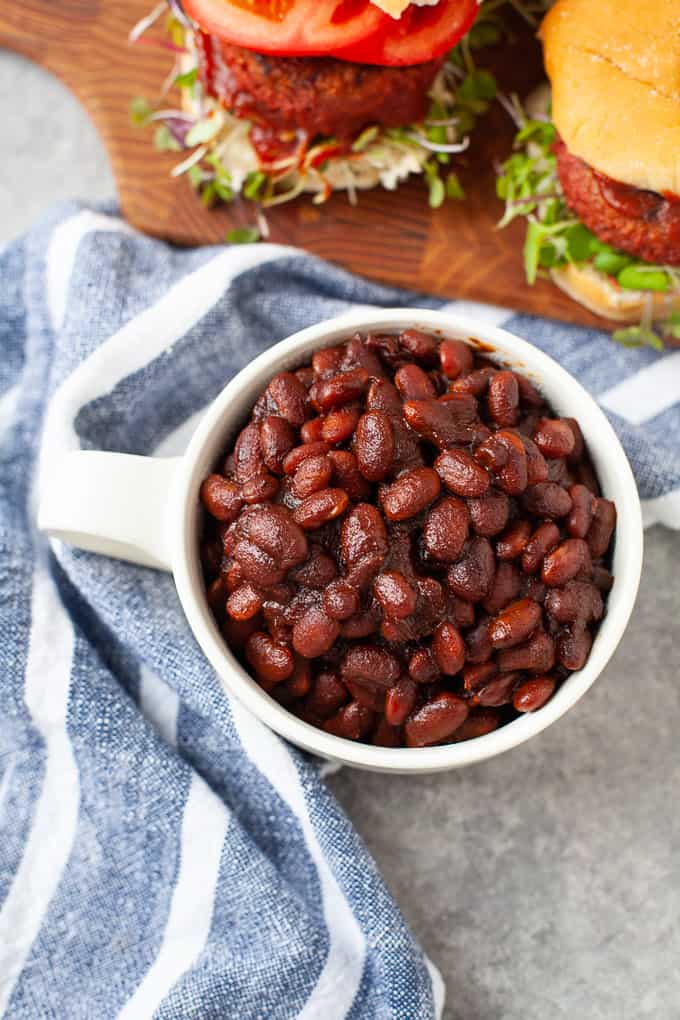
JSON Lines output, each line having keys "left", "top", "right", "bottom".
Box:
{"left": 370, "top": 0, "right": 441, "bottom": 19}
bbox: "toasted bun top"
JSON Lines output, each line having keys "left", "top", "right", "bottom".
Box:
{"left": 540, "top": 0, "right": 680, "bottom": 195}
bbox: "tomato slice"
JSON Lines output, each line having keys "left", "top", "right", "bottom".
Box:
{"left": 183, "top": 0, "right": 479, "bottom": 64}
{"left": 182, "top": 0, "right": 386, "bottom": 58}
{"left": 336, "top": 0, "right": 480, "bottom": 66}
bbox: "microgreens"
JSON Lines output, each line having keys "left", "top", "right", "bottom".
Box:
{"left": 130, "top": 96, "right": 154, "bottom": 126}
{"left": 226, "top": 227, "right": 261, "bottom": 245}
{"left": 446, "top": 171, "right": 466, "bottom": 200}
{"left": 153, "top": 124, "right": 181, "bottom": 151}
{"left": 173, "top": 67, "right": 198, "bottom": 90}
{"left": 611, "top": 325, "right": 665, "bottom": 352}
{"left": 424, "top": 162, "right": 446, "bottom": 208}
{"left": 352, "top": 126, "right": 380, "bottom": 153}
{"left": 185, "top": 116, "right": 221, "bottom": 146}
{"left": 665, "top": 312, "right": 680, "bottom": 341}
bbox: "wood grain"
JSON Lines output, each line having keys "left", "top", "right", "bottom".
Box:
{"left": 0, "top": 0, "right": 619, "bottom": 329}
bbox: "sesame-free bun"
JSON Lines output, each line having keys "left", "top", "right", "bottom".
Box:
{"left": 540, "top": 0, "right": 680, "bottom": 195}
{"left": 550, "top": 262, "right": 680, "bottom": 324}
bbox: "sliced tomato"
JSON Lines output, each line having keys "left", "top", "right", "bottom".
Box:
{"left": 182, "top": 0, "right": 386, "bottom": 58}
{"left": 336, "top": 0, "right": 480, "bottom": 66}
{"left": 183, "top": 0, "right": 479, "bottom": 65}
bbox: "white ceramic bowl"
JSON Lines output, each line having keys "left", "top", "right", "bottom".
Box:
{"left": 39, "top": 309, "right": 643, "bottom": 773}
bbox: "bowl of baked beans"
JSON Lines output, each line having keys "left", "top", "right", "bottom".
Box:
{"left": 180, "top": 309, "right": 643, "bottom": 771}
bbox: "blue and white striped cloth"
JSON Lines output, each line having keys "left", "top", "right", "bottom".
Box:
{"left": 1, "top": 202, "right": 678, "bottom": 1020}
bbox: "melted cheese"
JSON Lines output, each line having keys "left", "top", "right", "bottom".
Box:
{"left": 370, "top": 0, "right": 440, "bottom": 19}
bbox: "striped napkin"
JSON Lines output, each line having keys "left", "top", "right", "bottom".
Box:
{"left": 0, "top": 202, "right": 677, "bottom": 1020}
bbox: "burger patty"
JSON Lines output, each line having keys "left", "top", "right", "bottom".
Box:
{"left": 555, "top": 139, "right": 680, "bottom": 267}
{"left": 196, "top": 32, "right": 443, "bottom": 142}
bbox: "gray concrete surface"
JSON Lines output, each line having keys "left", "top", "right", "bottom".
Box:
{"left": 0, "top": 54, "right": 114, "bottom": 241}
{"left": 1, "top": 47, "right": 678, "bottom": 1020}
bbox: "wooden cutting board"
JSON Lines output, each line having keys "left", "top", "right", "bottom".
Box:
{"left": 0, "top": 0, "right": 616, "bottom": 329}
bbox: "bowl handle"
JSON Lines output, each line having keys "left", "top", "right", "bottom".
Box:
{"left": 38, "top": 451, "right": 181, "bottom": 572}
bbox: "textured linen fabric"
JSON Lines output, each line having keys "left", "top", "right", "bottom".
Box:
{"left": 0, "top": 202, "right": 678, "bottom": 1020}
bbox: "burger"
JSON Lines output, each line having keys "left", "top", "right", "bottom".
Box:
{"left": 497, "top": 0, "right": 680, "bottom": 347}
{"left": 132, "top": 0, "right": 543, "bottom": 212}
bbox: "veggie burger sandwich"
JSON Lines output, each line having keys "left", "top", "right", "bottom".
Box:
{"left": 498, "top": 0, "right": 680, "bottom": 342}
{"left": 134, "top": 0, "right": 493, "bottom": 208}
